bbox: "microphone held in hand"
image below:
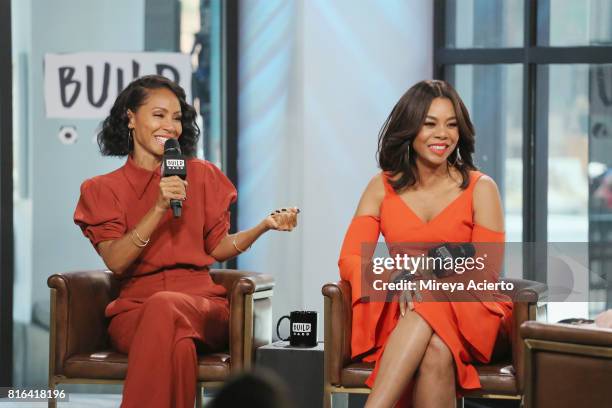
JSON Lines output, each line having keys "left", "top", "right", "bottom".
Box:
{"left": 161, "top": 139, "right": 187, "bottom": 218}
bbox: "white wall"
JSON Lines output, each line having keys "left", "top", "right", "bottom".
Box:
{"left": 238, "top": 0, "right": 433, "bottom": 336}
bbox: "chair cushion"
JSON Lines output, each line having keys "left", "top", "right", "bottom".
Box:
{"left": 197, "top": 352, "right": 232, "bottom": 381}
{"left": 63, "top": 350, "right": 231, "bottom": 382}
{"left": 468, "top": 363, "right": 517, "bottom": 396}
{"left": 339, "top": 362, "right": 374, "bottom": 387}
{"left": 338, "top": 360, "right": 517, "bottom": 395}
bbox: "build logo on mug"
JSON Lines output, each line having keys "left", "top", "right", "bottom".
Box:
{"left": 276, "top": 311, "right": 317, "bottom": 347}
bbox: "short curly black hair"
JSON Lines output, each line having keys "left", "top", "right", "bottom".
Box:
{"left": 97, "top": 75, "right": 199, "bottom": 157}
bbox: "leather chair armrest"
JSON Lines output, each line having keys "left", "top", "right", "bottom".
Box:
{"left": 209, "top": 269, "right": 275, "bottom": 295}
{"left": 322, "top": 280, "right": 352, "bottom": 385}
{"left": 503, "top": 278, "right": 548, "bottom": 303}
{"left": 501, "top": 278, "right": 547, "bottom": 393}
{"left": 520, "top": 321, "right": 612, "bottom": 408}
{"left": 47, "top": 270, "right": 119, "bottom": 376}
{"left": 210, "top": 269, "right": 274, "bottom": 372}
{"left": 520, "top": 321, "right": 612, "bottom": 347}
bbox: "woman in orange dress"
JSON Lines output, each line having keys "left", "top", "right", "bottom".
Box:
{"left": 74, "top": 75, "right": 298, "bottom": 408}
{"left": 338, "top": 80, "right": 512, "bottom": 407}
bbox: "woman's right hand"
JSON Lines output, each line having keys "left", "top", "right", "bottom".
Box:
{"left": 263, "top": 207, "right": 300, "bottom": 231}
{"left": 155, "top": 176, "right": 188, "bottom": 211}
{"left": 399, "top": 289, "right": 415, "bottom": 317}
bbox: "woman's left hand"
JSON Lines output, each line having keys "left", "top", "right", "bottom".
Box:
{"left": 399, "top": 266, "right": 426, "bottom": 317}
{"left": 264, "top": 207, "right": 300, "bottom": 231}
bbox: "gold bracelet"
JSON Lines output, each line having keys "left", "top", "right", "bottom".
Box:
{"left": 232, "top": 233, "right": 250, "bottom": 254}
{"left": 130, "top": 230, "right": 149, "bottom": 248}
{"left": 134, "top": 229, "right": 150, "bottom": 245}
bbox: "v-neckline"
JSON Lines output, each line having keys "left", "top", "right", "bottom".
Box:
{"left": 392, "top": 184, "right": 469, "bottom": 226}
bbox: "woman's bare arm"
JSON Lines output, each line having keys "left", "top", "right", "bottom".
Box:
{"left": 210, "top": 207, "right": 299, "bottom": 262}
{"left": 354, "top": 174, "right": 386, "bottom": 217}
{"left": 473, "top": 175, "right": 505, "bottom": 231}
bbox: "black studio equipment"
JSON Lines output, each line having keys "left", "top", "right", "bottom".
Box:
{"left": 161, "top": 138, "right": 187, "bottom": 218}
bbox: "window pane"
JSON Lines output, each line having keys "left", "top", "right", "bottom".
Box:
{"left": 448, "top": 64, "right": 524, "bottom": 242}
{"left": 542, "top": 64, "right": 612, "bottom": 314}
{"left": 544, "top": 65, "right": 589, "bottom": 243}
{"left": 445, "top": 0, "right": 523, "bottom": 48}
{"left": 189, "top": 0, "right": 224, "bottom": 166}
{"left": 542, "top": 0, "right": 612, "bottom": 46}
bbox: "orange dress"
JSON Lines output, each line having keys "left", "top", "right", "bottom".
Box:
{"left": 338, "top": 171, "right": 512, "bottom": 401}
{"left": 74, "top": 156, "right": 235, "bottom": 408}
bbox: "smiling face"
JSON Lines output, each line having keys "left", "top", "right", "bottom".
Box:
{"left": 411, "top": 97, "right": 459, "bottom": 168}
{"left": 127, "top": 87, "right": 183, "bottom": 167}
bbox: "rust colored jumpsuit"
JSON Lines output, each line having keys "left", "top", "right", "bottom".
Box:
{"left": 338, "top": 171, "right": 513, "bottom": 406}
{"left": 74, "top": 156, "right": 235, "bottom": 408}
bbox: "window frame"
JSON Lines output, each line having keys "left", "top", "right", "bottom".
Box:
{"left": 221, "top": 0, "right": 239, "bottom": 269}
{"left": 434, "top": 0, "right": 612, "bottom": 282}
{"left": 0, "top": 0, "right": 14, "bottom": 387}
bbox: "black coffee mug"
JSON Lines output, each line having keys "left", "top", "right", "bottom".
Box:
{"left": 276, "top": 311, "right": 317, "bottom": 347}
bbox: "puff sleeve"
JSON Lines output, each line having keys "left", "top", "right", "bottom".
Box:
{"left": 202, "top": 163, "right": 237, "bottom": 254}
{"left": 74, "top": 178, "right": 127, "bottom": 251}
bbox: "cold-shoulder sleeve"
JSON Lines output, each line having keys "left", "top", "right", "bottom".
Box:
{"left": 338, "top": 215, "right": 381, "bottom": 305}
{"left": 338, "top": 215, "right": 386, "bottom": 359}
{"left": 74, "top": 178, "right": 127, "bottom": 250}
{"left": 471, "top": 224, "right": 506, "bottom": 283}
{"left": 472, "top": 224, "right": 505, "bottom": 243}
{"left": 469, "top": 171, "right": 506, "bottom": 282}
{"left": 202, "top": 162, "right": 237, "bottom": 254}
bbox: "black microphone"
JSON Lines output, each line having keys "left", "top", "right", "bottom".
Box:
{"left": 161, "top": 139, "right": 187, "bottom": 218}
{"left": 428, "top": 243, "right": 476, "bottom": 278}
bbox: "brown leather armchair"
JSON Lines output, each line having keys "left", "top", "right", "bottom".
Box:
{"left": 322, "top": 278, "right": 547, "bottom": 407}
{"left": 521, "top": 321, "right": 612, "bottom": 408}
{"left": 47, "top": 269, "right": 274, "bottom": 408}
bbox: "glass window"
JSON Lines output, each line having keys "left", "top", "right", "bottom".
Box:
{"left": 543, "top": 65, "right": 590, "bottom": 243}
{"left": 542, "top": 63, "right": 612, "bottom": 315}
{"left": 449, "top": 64, "right": 524, "bottom": 241}
{"left": 542, "top": 0, "right": 612, "bottom": 46}
{"left": 437, "top": 0, "right": 612, "bottom": 322}
{"left": 187, "top": 0, "right": 224, "bottom": 166}
{"left": 445, "top": 0, "right": 523, "bottom": 48}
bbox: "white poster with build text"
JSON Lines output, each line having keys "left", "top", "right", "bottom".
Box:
{"left": 44, "top": 52, "right": 192, "bottom": 119}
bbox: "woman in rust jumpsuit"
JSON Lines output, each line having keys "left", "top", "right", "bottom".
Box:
{"left": 74, "top": 75, "right": 298, "bottom": 408}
